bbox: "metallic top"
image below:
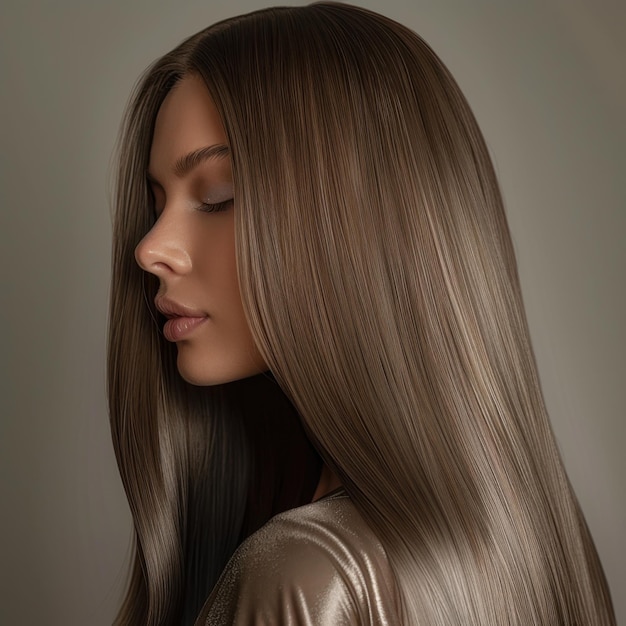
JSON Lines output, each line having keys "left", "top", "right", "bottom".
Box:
{"left": 194, "top": 486, "right": 402, "bottom": 625}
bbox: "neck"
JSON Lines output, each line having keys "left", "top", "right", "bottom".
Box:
{"left": 311, "top": 464, "right": 343, "bottom": 501}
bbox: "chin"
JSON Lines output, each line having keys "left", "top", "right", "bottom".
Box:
{"left": 176, "top": 354, "right": 268, "bottom": 387}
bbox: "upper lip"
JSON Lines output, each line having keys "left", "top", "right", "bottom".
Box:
{"left": 154, "top": 296, "right": 207, "bottom": 319}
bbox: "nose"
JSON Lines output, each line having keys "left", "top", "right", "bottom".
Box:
{"left": 134, "top": 217, "right": 192, "bottom": 277}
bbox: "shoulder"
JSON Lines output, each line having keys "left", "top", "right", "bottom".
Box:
{"left": 195, "top": 489, "right": 401, "bottom": 625}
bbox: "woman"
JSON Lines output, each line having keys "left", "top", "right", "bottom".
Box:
{"left": 108, "top": 2, "right": 616, "bottom": 624}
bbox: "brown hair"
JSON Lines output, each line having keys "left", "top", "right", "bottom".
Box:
{"left": 109, "top": 2, "right": 615, "bottom": 624}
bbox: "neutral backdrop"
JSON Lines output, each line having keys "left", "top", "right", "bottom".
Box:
{"left": 1, "top": 1, "right": 624, "bottom": 624}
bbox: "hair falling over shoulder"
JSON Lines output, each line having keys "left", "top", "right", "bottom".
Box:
{"left": 108, "top": 2, "right": 616, "bottom": 624}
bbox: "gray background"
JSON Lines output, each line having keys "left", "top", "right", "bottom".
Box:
{"left": 1, "top": 1, "right": 624, "bottom": 624}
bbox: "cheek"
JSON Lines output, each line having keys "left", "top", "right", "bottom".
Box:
{"left": 178, "top": 221, "right": 268, "bottom": 384}
{"left": 194, "top": 218, "right": 246, "bottom": 319}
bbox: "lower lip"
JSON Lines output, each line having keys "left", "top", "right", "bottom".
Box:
{"left": 163, "top": 316, "right": 208, "bottom": 342}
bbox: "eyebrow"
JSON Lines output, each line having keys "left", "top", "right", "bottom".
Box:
{"left": 146, "top": 143, "right": 230, "bottom": 183}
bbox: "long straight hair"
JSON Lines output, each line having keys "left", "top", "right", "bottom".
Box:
{"left": 109, "top": 3, "right": 615, "bottom": 624}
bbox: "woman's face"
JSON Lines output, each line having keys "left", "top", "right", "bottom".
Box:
{"left": 135, "top": 74, "right": 268, "bottom": 385}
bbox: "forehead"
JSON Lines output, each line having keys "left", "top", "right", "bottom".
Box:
{"left": 149, "top": 74, "right": 228, "bottom": 172}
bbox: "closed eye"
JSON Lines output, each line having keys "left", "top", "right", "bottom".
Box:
{"left": 197, "top": 198, "right": 234, "bottom": 213}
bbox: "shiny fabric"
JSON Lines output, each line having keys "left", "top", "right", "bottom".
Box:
{"left": 194, "top": 487, "right": 402, "bottom": 625}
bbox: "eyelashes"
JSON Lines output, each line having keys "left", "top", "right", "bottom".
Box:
{"left": 150, "top": 198, "right": 234, "bottom": 219}
{"left": 197, "top": 198, "right": 234, "bottom": 213}
{"left": 145, "top": 178, "right": 234, "bottom": 217}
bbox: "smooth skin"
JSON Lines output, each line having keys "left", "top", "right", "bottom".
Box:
{"left": 135, "top": 74, "right": 341, "bottom": 500}
{"left": 135, "top": 73, "right": 268, "bottom": 386}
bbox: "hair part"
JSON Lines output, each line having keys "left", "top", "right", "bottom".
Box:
{"left": 109, "top": 2, "right": 615, "bottom": 624}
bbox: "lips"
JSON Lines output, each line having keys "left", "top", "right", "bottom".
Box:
{"left": 154, "top": 296, "right": 208, "bottom": 341}
{"left": 155, "top": 296, "right": 206, "bottom": 319}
